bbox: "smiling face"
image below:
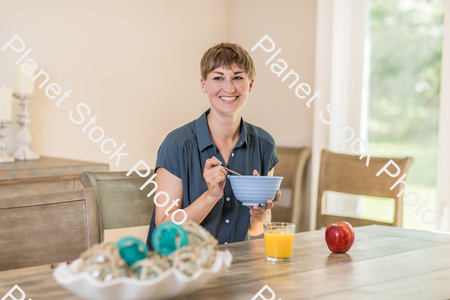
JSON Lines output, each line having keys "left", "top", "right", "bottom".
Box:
{"left": 201, "top": 63, "right": 254, "bottom": 117}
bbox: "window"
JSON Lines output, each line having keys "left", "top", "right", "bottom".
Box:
{"left": 360, "top": 0, "right": 444, "bottom": 230}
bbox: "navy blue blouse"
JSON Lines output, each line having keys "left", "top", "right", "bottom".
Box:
{"left": 146, "top": 109, "right": 279, "bottom": 249}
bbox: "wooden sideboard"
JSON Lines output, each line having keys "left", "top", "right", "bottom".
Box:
{"left": 0, "top": 156, "right": 109, "bottom": 199}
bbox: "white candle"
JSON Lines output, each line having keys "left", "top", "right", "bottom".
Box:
{"left": 0, "top": 85, "right": 13, "bottom": 121}
{"left": 15, "top": 61, "right": 35, "bottom": 95}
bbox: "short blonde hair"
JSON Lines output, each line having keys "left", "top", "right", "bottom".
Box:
{"left": 200, "top": 42, "right": 255, "bottom": 80}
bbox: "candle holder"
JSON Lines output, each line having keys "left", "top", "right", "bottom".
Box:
{"left": 12, "top": 93, "right": 40, "bottom": 160}
{"left": 0, "top": 120, "right": 15, "bottom": 163}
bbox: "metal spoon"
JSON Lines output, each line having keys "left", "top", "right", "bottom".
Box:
{"left": 223, "top": 167, "right": 242, "bottom": 177}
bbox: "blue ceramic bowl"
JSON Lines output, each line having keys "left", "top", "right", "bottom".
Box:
{"left": 227, "top": 175, "right": 283, "bottom": 206}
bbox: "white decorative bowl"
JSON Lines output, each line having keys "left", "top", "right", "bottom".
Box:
{"left": 228, "top": 175, "right": 283, "bottom": 206}
{"left": 53, "top": 250, "right": 233, "bottom": 300}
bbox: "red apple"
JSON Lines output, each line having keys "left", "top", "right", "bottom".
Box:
{"left": 325, "top": 221, "right": 355, "bottom": 253}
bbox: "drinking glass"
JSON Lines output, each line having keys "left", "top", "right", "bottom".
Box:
{"left": 263, "top": 222, "right": 295, "bottom": 262}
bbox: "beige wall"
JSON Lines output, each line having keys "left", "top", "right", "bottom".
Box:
{"left": 1, "top": 0, "right": 315, "bottom": 171}
{"left": 0, "top": 0, "right": 316, "bottom": 238}
{"left": 1, "top": 0, "right": 230, "bottom": 171}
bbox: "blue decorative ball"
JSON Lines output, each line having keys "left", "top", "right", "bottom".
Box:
{"left": 115, "top": 237, "right": 149, "bottom": 266}
{"left": 152, "top": 222, "right": 189, "bottom": 255}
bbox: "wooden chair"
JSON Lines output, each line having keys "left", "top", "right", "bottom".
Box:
{"left": 80, "top": 170, "right": 155, "bottom": 242}
{"left": 316, "top": 149, "right": 413, "bottom": 229}
{"left": 0, "top": 189, "right": 99, "bottom": 271}
{"left": 271, "top": 147, "right": 311, "bottom": 230}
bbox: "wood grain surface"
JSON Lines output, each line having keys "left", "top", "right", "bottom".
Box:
{"left": 1, "top": 225, "right": 449, "bottom": 300}
{"left": 0, "top": 189, "right": 99, "bottom": 271}
{"left": 0, "top": 156, "right": 109, "bottom": 199}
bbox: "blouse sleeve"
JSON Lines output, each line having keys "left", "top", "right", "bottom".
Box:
{"left": 267, "top": 141, "right": 279, "bottom": 172}
{"left": 155, "top": 132, "right": 181, "bottom": 178}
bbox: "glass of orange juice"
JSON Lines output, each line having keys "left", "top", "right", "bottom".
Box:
{"left": 264, "top": 222, "right": 295, "bottom": 262}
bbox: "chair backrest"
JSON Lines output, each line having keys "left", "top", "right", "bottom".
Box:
{"left": 80, "top": 170, "right": 155, "bottom": 242}
{"left": 0, "top": 189, "right": 99, "bottom": 271}
{"left": 272, "top": 147, "right": 311, "bottom": 230}
{"left": 316, "top": 149, "right": 413, "bottom": 229}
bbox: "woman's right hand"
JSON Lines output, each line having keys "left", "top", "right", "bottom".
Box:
{"left": 203, "top": 156, "right": 227, "bottom": 201}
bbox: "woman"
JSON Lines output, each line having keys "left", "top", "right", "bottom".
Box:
{"left": 146, "top": 42, "right": 281, "bottom": 248}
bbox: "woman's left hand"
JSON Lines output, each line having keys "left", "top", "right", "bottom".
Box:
{"left": 247, "top": 170, "right": 281, "bottom": 222}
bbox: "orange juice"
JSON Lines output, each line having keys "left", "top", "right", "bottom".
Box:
{"left": 264, "top": 229, "right": 295, "bottom": 259}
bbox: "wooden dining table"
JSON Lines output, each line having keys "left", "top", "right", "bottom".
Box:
{"left": 1, "top": 225, "right": 449, "bottom": 300}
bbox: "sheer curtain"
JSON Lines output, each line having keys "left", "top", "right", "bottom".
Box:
{"left": 311, "top": 0, "right": 369, "bottom": 229}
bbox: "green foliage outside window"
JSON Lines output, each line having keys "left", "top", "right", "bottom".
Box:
{"left": 361, "top": 0, "right": 444, "bottom": 230}
{"left": 368, "top": 0, "right": 443, "bottom": 186}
